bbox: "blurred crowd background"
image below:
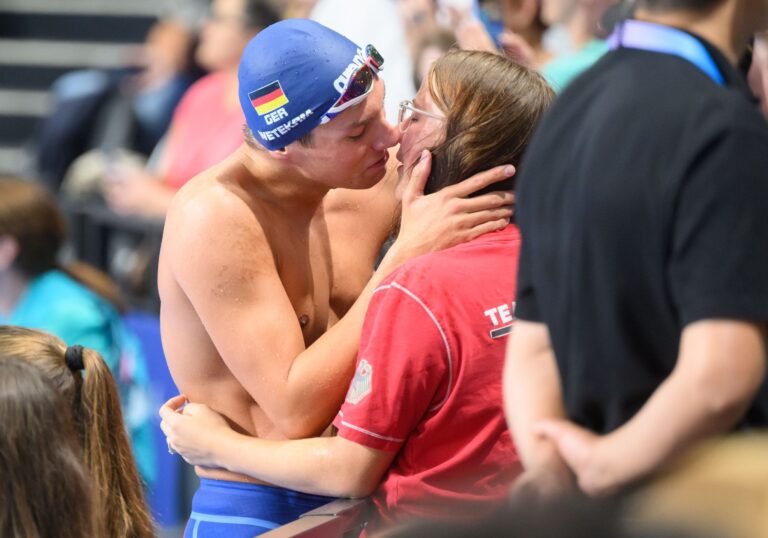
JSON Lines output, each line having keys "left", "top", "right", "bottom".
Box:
{"left": 0, "top": 0, "right": 657, "bottom": 314}
{"left": 1, "top": 1, "right": 767, "bottom": 536}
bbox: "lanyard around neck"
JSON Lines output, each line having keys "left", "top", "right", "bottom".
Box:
{"left": 608, "top": 20, "right": 725, "bottom": 85}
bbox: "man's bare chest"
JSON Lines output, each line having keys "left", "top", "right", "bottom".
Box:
{"left": 273, "top": 232, "right": 334, "bottom": 345}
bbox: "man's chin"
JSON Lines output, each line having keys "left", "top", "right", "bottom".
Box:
{"left": 330, "top": 169, "right": 386, "bottom": 191}
{"left": 358, "top": 168, "right": 388, "bottom": 190}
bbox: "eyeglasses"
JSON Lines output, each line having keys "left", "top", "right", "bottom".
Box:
{"left": 321, "top": 45, "right": 384, "bottom": 124}
{"left": 398, "top": 100, "right": 445, "bottom": 132}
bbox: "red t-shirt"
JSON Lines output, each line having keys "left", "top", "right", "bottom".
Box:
{"left": 333, "top": 225, "right": 523, "bottom": 528}
{"left": 163, "top": 72, "right": 244, "bottom": 190}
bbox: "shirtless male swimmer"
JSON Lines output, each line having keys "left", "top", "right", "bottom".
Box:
{"left": 158, "top": 19, "right": 515, "bottom": 537}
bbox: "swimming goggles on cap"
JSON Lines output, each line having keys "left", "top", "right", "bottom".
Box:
{"left": 320, "top": 44, "right": 384, "bottom": 124}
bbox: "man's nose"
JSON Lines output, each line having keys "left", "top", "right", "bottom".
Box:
{"left": 374, "top": 119, "right": 401, "bottom": 151}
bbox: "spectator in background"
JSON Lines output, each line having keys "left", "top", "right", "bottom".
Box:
{"left": 505, "top": 0, "right": 768, "bottom": 500}
{"left": 497, "top": 0, "right": 552, "bottom": 66}
{"left": 0, "top": 326, "right": 154, "bottom": 538}
{"left": 281, "top": 0, "right": 318, "bottom": 18}
{"left": 37, "top": 16, "right": 198, "bottom": 192}
{"left": 0, "top": 355, "right": 95, "bottom": 538}
{"left": 0, "top": 176, "right": 155, "bottom": 485}
{"left": 311, "top": 0, "right": 417, "bottom": 122}
{"left": 401, "top": 0, "right": 441, "bottom": 56}
{"left": 160, "top": 49, "right": 553, "bottom": 533}
{"left": 450, "top": 0, "right": 613, "bottom": 88}
{"left": 412, "top": 29, "right": 458, "bottom": 88}
{"left": 539, "top": 0, "right": 615, "bottom": 90}
{"left": 448, "top": 0, "right": 552, "bottom": 68}
{"left": 124, "top": 18, "right": 201, "bottom": 155}
{"left": 104, "top": 0, "right": 281, "bottom": 217}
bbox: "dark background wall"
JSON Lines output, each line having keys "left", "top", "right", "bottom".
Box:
{"left": 0, "top": 0, "right": 159, "bottom": 176}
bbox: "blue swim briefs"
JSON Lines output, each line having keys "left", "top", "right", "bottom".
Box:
{"left": 184, "top": 478, "right": 336, "bottom": 537}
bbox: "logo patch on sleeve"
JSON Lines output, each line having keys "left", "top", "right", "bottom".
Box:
{"left": 345, "top": 359, "right": 373, "bottom": 405}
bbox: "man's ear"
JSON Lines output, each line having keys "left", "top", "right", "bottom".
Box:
{"left": 0, "top": 236, "right": 19, "bottom": 271}
{"left": 267, "top": 145, "right": 292, "bottom": 161}
{"left": 270, "top": 141, "right": 308, "bottom": 164}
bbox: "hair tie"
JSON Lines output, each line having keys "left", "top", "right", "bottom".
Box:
{"left": 64, "top": 345, "right": 85, "bottom": 372}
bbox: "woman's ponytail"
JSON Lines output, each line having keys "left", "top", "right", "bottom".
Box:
{"left": 79, "top": 346, "right": 154, "bottom": 538}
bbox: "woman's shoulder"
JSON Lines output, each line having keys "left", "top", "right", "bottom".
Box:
{"left": 378, "top": 226, "right": 521, "bottom": 299}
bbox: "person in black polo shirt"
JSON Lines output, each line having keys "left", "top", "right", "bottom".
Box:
{"left": 503, "top": 0, "right": 768, "bottom": 499}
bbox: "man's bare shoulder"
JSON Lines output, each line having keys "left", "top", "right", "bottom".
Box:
{"left": 163, "top": 159, "right": 274, "bottom": 274}
{"left": 168, "top": 157, "right": 249, "bottom": 220}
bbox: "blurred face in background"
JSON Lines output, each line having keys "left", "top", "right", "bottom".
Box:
{"left": 196, "top": 0, "right": 254, "bottom": 72}
{"left": 142, "top": 20, "right": 193, "bottom": 81}
{"left": 541, "top": 0, "right": 579, "bottom": 26}
{"left": 500, "top": 0, "right": 543, "bottom": 33}
{"left": 416, "top": 45, "right": 447, "bottom": 86}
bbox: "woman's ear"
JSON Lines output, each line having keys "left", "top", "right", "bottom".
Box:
{"left": 0, "top": 236, "right": 19, "bottom": 271}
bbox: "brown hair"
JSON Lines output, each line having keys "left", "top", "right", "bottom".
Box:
{"left": 0, "top": 177, "right": 125, "bottom": 311}
{"left": 0, "top": 326, "right": 154, "bottom": 538}
{"left": 423, "top": 50, "right": 554, "bottom": 197}
{"left": 0, "top": 355, "right": 95, "bottom": 538}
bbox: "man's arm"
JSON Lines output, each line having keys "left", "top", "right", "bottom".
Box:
{"left": 537, "top": 320, "right": 767, "bottom": 496}
{"left": 503, "top": 320, "right": 574, "bottom": 498}
{"left": 170, "top": 155, "right": 516, "bottom": 440}
{"left": 160, "top": 265, "right": 449, "bottom": 496}
{"left": 160, "top": 398, "right": 395, "bottom": 497}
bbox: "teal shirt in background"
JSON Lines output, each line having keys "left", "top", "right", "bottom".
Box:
{"left": 0, "top": 270, "right": 155, "bottom": 485}
{"left": 542, "top": 39, "right": 609, "bottom": 92}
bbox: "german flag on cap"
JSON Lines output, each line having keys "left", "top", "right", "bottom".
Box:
{"left": 249, "top": 81, "right": 289, "bottom": 116}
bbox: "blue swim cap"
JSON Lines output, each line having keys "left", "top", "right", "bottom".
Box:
{"left": 238, "top": 19, "right": 367, "bottom": 151}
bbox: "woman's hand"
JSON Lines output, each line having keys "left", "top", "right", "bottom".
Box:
{"left": 391, "top": 150, "right": 515, "bottom": 260}
{"left": 159, "top": 395, "right": 235, "bottom": 469}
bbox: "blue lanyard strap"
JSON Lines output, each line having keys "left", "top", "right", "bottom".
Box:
{"left": 608, "top": 20, "right": 725, "bottom": 85}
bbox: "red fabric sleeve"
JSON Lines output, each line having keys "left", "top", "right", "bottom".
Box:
{"left": 333, "top": 281, "right": 449, "bottom": 451}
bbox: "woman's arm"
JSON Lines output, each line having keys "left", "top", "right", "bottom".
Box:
{"left": 160, "top": 397, "right": 395, "bottom": 497}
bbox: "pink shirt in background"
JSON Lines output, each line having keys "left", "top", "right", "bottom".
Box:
{"left": 163, "top": 72, "right": 244, "bottom": 190}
